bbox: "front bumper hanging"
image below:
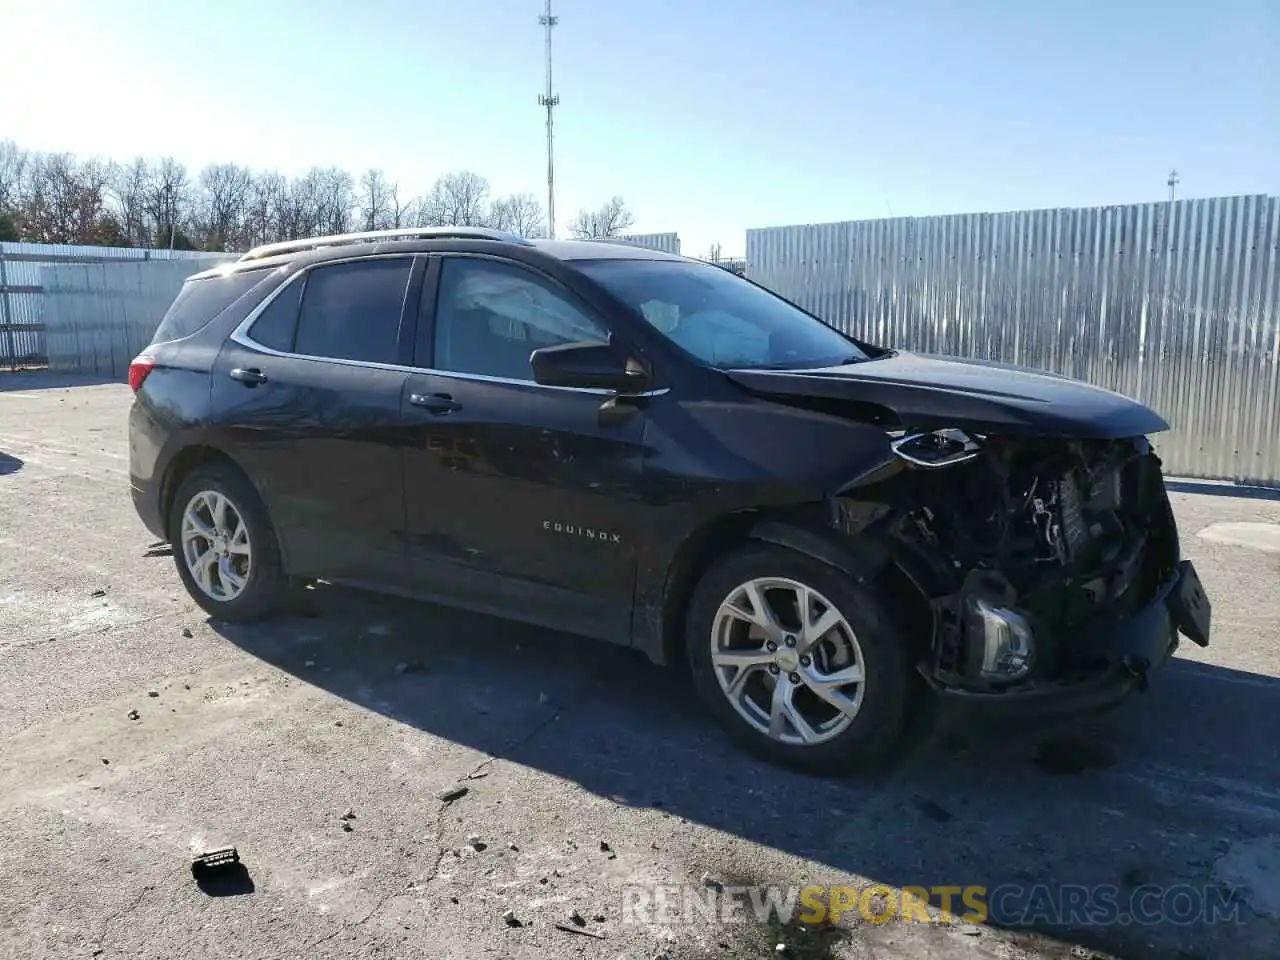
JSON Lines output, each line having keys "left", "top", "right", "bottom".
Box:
{"left": 926, "top": 559, "right": 1211, "bottom": 718}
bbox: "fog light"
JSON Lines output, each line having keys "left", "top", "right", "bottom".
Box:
{"left": 965, "top": 597, "right": 1034, "bottom": 681}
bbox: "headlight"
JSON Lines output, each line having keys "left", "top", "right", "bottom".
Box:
{"left": 890, "top": 428, "right": 981, "bottom": 468}
{"left": 965, "top": 597, "right": 1034, "bottom": 681}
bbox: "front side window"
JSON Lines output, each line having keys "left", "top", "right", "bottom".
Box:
{"left": 431, "top": 257, "right": 607, "bottom": 381}
{"left": 577, "top": 259, "right": 867, "bottom": 370}
{"left": 293, "top": 258, "right": 412, "bottom": 365}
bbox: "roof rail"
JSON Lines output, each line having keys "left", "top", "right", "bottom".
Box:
{"left": 237, "top": 226, "right": 531, "bottom": 263}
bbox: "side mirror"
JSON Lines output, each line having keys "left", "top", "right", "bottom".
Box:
{"left": 530, "top": 341, "right": 652, "bottom": 393}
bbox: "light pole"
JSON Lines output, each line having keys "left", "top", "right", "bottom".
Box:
{"left": 538, "top": 0, "right": 560, "bottom": 239}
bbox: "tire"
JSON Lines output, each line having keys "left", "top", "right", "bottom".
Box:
{"left": 168, "top": 462, "right": 288, "bottom": 622}
{"left": 685, "top": 543, "right": 908, "bottom": 775}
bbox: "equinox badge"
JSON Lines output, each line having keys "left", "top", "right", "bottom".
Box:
{"left": 543, "top": 520, "right": 621, "bottom": 544}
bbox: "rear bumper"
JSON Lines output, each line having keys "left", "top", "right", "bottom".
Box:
{"left": 929, "top": 560, "right": 1207, "bottom": 719}
{"left": 131, "top": 478, "right": 166, "bottom": 540}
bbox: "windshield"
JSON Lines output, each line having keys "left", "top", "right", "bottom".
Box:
{"left": 577, "top": 259, "right": 868, "bottom": 370}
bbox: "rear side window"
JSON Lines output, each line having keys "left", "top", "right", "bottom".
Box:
{"left": 294, "top": 259, "right": 412, "bottom": 365}
{"left": 151, "top": 268, "right": 268, "bottom": 345}
{"left": 247, "top": 278, "right": 303, "bottom": 352}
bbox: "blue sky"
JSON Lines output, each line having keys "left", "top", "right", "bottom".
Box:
{"left": 3, "top": 0, "right": 1275, "bottom": 255}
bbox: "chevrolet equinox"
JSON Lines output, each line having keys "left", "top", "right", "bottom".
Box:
{"left": 128, "top": 227, "right": 1211, "bottom": 773}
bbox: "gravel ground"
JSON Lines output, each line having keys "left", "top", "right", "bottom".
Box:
{"left": 1, "top": 372, "right": 1278, "bottom": 960}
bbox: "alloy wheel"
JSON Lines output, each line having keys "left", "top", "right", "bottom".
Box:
{"left": 710, "top": 576, "right": 866, "bottom": 746}
{"left": 180, "top": 490, "right": 252, "bottom": 602}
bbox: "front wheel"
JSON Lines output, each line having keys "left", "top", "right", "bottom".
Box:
{"left": 169, "top": 463, "right": 287, "bottom": 622}
{"left": 685, "top": 544, "right": 908, "bottom": 774}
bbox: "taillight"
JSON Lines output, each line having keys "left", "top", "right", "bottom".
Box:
{"left": 128, "top": 356, "right": 155, "bottom": 394}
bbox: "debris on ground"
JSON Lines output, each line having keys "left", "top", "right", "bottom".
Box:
{"left": 90, "top": 589, "right": 106, "bottom": 598}
{"left": 593, "top": 913, "right": 605, "bottom": 922}
{"left": 127, "top": 709, "right": 140, "bottom": 721}
{"left": 181, "top": 627, "right": 193, "bottom": 638}
{"left": 599, "top": 840, "right": 611, "bottom": 852}
{"left": 960, "top": 924, "right": 982, "bottom": 936}
{"left": 436, "top": 785, "right": 468, "bottom": 803}
{"left": 502, "top": 909, "right": 521, "bottom": 927}
{"left": 100, "top": 758, "right": 109, "bottom": 765}
{"left": 147, "top": 691, "right": 159, "bottom": 698}
{"left": 466, "top": 770, "right": 489, "bottom": 780}
{"left": 341, "top": 822, "right": 353, "bottom": 833}
{"left": 555, "top": 922, "right": 605, "bottom": 939}
{"left": 569, "top": 909, "right": 585, "bottom": 926}
{"left": 915, "top": 799, "right": 953, "bottom": 822}
{"left": 340, "top": 808, "right": 356, "bottom": 820}
{"left": 508, "top": 842, "right": 519, "bottom": 851}
{"left": 190, "top": 847, "right": 239, "bottom": 879}
{"left": 468, "top": 834, "right": 487, "bottom": 851}
{"left": 701, "top": 872, "right": 723, "bottom": 890}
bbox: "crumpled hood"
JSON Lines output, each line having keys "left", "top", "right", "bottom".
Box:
{"left": 725, "top": 351, "right": 1170, "bottom": 439}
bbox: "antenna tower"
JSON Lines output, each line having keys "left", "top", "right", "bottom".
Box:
{"left": 538, "top": 1, "right": 560, "bottom": 238}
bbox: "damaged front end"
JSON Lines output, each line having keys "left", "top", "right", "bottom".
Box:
{"left": 841, "top": 429, "right": 1212, "bottom": 712}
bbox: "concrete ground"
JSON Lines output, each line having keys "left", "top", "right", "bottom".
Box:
{"left": 1, "top": 371, "right": 1277, "bottom": 960}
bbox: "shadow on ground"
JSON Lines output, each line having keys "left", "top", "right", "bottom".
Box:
{"left": 1165, "top": 479, "right": 1280, "bottom": 502}
{"left": 0, "top": 452, "right": 22, "bottom": 476}
{"left": 0, "top": 371, "right": 122, "bottom": 392}
{"left": 213, "top": 585, "right": 1280, "bottom": 960}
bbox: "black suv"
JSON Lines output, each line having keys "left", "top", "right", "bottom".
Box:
{"left": 128, "top": 227, "right": 1211, "bottom": 773}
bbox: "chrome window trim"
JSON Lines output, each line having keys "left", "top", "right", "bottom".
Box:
{"left": 229, "top": 256, "right": 670, "bottom": 398}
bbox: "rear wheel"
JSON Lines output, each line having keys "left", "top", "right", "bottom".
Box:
{"left": 169, "top": 463, "right": 287, "bottom": 622}
{"left": 685, "top": 543, "right": 908, "bottom": 774}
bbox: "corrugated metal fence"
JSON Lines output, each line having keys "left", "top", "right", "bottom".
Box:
{"left": 746, "top": 195, "right": 1280, "bottom": 487}
{"left": 42, "top": 259, "right": 233, "bottom": 378}
{"left": 0, "top": 242, "right": 228, "bottom": 370}
{"left": 616, "top": 232, "right": 681, "bottom": 254}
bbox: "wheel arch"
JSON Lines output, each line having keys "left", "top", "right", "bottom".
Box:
{"left": 656, "top": 505, "right": 935, "bottom": 669}
{"left": 161, "top": 444, "right": 268, "bottom": 541}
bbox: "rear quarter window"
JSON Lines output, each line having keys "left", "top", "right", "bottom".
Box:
{"left": 150, "top": 268, "right": 271, "bottom": 345}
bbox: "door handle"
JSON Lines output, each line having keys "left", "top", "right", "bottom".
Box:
{"left": 409, "top": 392, "right": 462, "bottom": 414}
{"left": 229, "top": 367, "right": 268, "bottom": 386}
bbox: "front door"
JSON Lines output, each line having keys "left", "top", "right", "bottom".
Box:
{"left": 210, "top": 255, "right": 421, "bottom": 588}
{"left": 401, "top": 254, "right": 648, "bottom": 642}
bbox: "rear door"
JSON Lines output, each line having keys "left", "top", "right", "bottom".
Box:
{"left": 210, "top": 255, "right": 424, "bottom": 588}
{"left": 400, "top": 254, "right": 649, "bottom": 642}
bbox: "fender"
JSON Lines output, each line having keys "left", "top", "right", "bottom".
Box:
{"left": 747, "top": 517, "right": 890, "bottom": 583}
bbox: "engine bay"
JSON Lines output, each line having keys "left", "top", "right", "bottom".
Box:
{"left": 866, "top": 432, "right": 1182, "bottom": 692}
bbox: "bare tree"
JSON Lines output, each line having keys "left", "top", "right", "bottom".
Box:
{"left": 423, "top": 171, "right": 489, "bottom": 226}
{"left": 198, "top": 163, "right": 252, "bottom": 250}
{"left": 312, "top": 166, "right": 355, "bottom": 235}
{"left": 0, "top": 140, "right": 28, "bottom": 214}
{"left": 0, "top": 138, "right": 611, "bottom": 252}
{"left": 145, "top": 157, "right": 191, "bottom": 247}
{"left": 110, "top": 158, "right": 151, "bottom": 246}
{"left": 568, "top": 196, "right": 635, "bottom": 239}
{"left": 388, "top": 182, "right": 411, "bottom": 229}
{"left": 15, "top": 153, "right": 120, "bottom": 245}
{"left": 245, "top": 170, "right": 288, "bottom": 246}
{"left": 488, "top": 192, "right": 547, "bottom": 238}
{"left": 357, "top": 168, "right": 396, "bottom": 231}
